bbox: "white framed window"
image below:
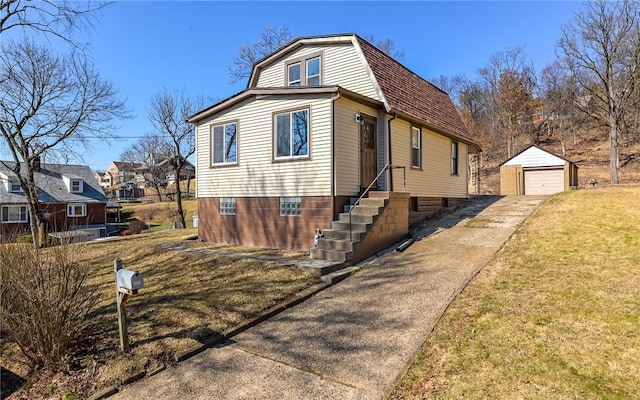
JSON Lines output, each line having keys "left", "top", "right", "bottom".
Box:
{"left": 285, "top": 52, "right": 323, "bottom": 86}
{"left": 220, "top": 197, "right": 236, "bottom": 215}
{"left": 274, "top": 109, "right": 309, "bottom": 159}
{"left": 71, "top": 179, "right": 83, "bottom": 193}
{"left": 451, "top": 141, "right": 459, "bottom": 175}
{"left": 211, "top": 122, "right": 238, "bottom": 165}
{"left": 411, "top": 127, "right": 421, "bottom": 168}
{"left": 9, "top": 181, "right": 22, "bottom": 192}
{"left": 1, "top": 205, "right": 28, "bottom": 223}
{"left": 67, "top": 203, "right": 87, "bottom": 217}
{"left": 287, "top": 62, "right": 301, "bottom": 86}
{"left": 280, "top": 197, "right": 301, "bottom": 216}
{"left": 306, "top": 57, "right": 321, "bottom": 86}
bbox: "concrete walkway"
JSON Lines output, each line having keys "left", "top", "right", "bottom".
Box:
{"left": 111, "top": 195, "right": 548, "bottom": 400}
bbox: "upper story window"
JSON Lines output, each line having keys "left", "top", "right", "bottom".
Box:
{"left": 285, "top": 52, "right": 323, "bottom": 87}
{"left": 411, "top": 127, "right": 422, "bottom": 168}
{"left": 71, "top": 179, "right": 83, "bottom": 193}
{"left": 274, "top": 108, "right": 309, "bottom": 160}
{"left": 306, "top": 57, "right": 321, "bottom": 86}
{"left": 287, "top": 63, "right": 301, "bottom": 86}
{"left": 63, "top": 176, "right": 83, "bottom": 193}
{"left": 451, "top": 141, "right": 459, "bottom": 175}
{"left": 1, "top": 205, "right": 28, "bottom": 223}
{"left": 9, "top": 180, "right": 22, "bottom": 192}
{"left": 211, "top": 121, "right": 238, "bottom": 166}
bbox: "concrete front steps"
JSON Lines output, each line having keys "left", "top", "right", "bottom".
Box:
{"left": 310, "top": 192, "right": 392, "bottom": 269}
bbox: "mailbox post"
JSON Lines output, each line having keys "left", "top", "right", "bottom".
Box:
{"left": 114, "top": 258, "right": 144, "bottom": 352}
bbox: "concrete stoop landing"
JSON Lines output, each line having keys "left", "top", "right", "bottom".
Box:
{"left": 309, "top": 191, "right": 409, "bottom": 280}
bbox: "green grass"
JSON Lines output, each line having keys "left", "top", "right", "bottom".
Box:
{"left": 391, "top": 186, "right": 640, "bottom": 399}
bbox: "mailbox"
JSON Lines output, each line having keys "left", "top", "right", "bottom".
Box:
{"left": 116, "top": 269, "right": 144, "bottom": 291}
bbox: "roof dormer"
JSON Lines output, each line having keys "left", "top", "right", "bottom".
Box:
{"left": 63, "top": 175, "right": 84, "bottom": 193}
{"left": 0, "top": 172, "right": 22, "bottom": 193}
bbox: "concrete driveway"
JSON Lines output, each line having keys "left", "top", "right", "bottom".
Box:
{"left": 110, "top": 195, "right": 548, "bottom": 400}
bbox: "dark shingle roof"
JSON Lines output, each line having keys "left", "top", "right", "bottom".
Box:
{"left": 0, "top": 162, "right": 107, "bottom": 204}
{"left": 355, "top": 35, "right": 472, "bottom": 142}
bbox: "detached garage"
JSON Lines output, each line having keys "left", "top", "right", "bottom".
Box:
{"left": 500, "top": 145, "right": 578, "bottom": 195}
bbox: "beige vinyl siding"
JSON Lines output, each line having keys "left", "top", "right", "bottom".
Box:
{"left": 390, "top": 118, "right": 468, "bottom": 198}
{"left": 255, "top": 44, "right": 380, "bottom": 100}
{"left": 334, "top": 97, "right": 380, "bottom": 196}
{"left": 196, "top": 94, "right": 333, "bottom": 197}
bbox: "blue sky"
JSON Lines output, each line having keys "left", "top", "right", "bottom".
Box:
{"left": 2, "top": 1, "right": 582, "bottom": 172}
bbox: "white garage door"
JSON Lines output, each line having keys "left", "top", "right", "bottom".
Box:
{"left": 524, "top": 169, "right": 564, "bottom": 195}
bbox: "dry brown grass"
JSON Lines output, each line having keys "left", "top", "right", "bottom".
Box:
{"left": 391, "top": 186, "right": 640, "bottom": 399}
{"left": 1, "top": 228, "right": 318, "bottom": 399}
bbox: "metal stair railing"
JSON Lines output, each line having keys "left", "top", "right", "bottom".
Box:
{"left": 349, "top": 164, "right": 406, "bottom": 240}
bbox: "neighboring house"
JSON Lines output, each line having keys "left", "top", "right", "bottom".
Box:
{"left": 106, "top": 161, "right": 144, "bottom": 186}
{"left": 188, "top": 33, "right": 480, "bottom": 261}
{"left": 111, "top": 181, "right": 145, "bottom": 201}
{"left": 0, "top": 161, "right": 108, "bottom": 241}
{"left": 95, "top": 171, "right": 113, "bottom": 188}
{"left": 500, "top": 145, "right": 579, "bottom": 195}
{"left": 139, "top": 154, "right": 196, "bottom": 187}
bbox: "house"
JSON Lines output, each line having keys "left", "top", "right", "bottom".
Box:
{"left": 138, "top": 154, "right": 195, "bottom": 187}
{"left": 500, "top": 145, "right": 578, "bottom": 195}
{"left": 0, "top": 161, "right": 108, "bottom": 241}
{"left": 188, "top": 33, "right": 480, "bottom": 263}
{"left": 106, "top": 161, "right": 144, "bottom": 187}
{"left": 95, "top": 171, "right": 113, "bottom": 188}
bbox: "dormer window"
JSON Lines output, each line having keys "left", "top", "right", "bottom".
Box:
{"left": 71, "top": 179, "right": 82, "bottom": 193}
{"left": 63, "top": 176, "right": 84, "bottom": 193}
{"left": 285, "top": 52, "right": 323, "bottom": 87}
{"left": 9, "top": 181, "right": 22, "bottom": 193}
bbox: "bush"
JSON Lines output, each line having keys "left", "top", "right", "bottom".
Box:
{"left": 0, "top": 243, "right": 97, "bottom": 370}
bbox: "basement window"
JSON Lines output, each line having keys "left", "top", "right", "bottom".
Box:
{"left": 280, "top": 197, "right": 301, "bottom": 216}
{"left": 220, "top": 197, "right": 236, "bottom": 215}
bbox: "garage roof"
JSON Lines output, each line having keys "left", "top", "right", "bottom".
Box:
{"left": 501, "top": 145, "right": 576, "bottom": 168}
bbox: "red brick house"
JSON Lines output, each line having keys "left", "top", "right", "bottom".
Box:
{"left": 0, "top": 162, "right": 108, "bottom": 241}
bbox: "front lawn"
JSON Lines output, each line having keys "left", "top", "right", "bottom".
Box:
{"left": 391, "top": 186, "right": 640, "bottom": 399}
{"left": 1, "top": 229, "right": 318, "bottom": 399}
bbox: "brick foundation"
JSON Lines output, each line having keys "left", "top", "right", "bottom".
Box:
{"left": 198, "top": 196, "right": 334, "bottom": 250}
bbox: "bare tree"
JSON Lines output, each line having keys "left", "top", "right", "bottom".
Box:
{"left": 364, "top": 35, "right": 405, "bottom": 61}
{"left": 0, "top": 39, "right": 127, "bottom": 246}
{"left": 227, "top": 26, "right": 294, "bottom": 84}
{"left": 478, "top": 45, "right": 539, "bottom": 158}
{"left": 558, "top": 0, "right": 640, "bottom": 184}
{"left": 120, "top": 133, "right": 172, "bottom": 202}
{"left": 148, "top": 89, "right": 199, "bottom": 228}
{"left": 539, "top": 61, "right": 588, "bottom": 156}
{"left": 0, "top": 0, "right": 104, "bottom": 46}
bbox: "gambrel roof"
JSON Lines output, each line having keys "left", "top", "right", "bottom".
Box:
{"left": 238, "top": 33, "right": 475, "bottom": 147}
{"left": 190, "top": 33, "right": 476, "bottom": 149}
{"left": 354, "top": 35, "right": 472, "bottom": 142}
